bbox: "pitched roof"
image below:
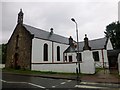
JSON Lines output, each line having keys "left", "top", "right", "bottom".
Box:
{"left": 23, "top": 24, "right": 69, "bottom": 44}
{"left": 64, "top": 46, "right": 76, "bottom": 53}
{"left": 64, "top": 37, "right": 107, "bottom": 53}
{"left": 78, "top": 37, "right": 107, "bottom": 51}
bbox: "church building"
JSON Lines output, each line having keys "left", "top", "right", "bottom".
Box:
{"left": 5, "top": 9, "right": 113, "bottom": 73}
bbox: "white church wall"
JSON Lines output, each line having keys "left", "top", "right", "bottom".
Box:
{"left": 32, "top": 38, "right": 52, "bottom": 63}
{"left": 53, "top": 42, "right": 69, "bottom": 62}
{"left": 31, "top": 63, "right": 77, "bottom": 73}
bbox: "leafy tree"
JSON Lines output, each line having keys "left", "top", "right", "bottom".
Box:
{"left": 0, "top": 45, "right": 2, "bottom": 64}
{"left": 2, "top": 44, "right": 7, "bottom": 64}
{"left": 104, "top": 21, "right": 120, "bottom": 49}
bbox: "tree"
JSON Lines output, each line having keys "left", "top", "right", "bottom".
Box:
{"left": 104, "top": 21, "right": 120, "bottom": 49}
{"left": 2, "top": 44, "right": 7, "bottom": 64}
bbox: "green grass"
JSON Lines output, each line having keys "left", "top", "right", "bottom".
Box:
{"left": 95, "top": 68, "right": 104, "bottom": 73}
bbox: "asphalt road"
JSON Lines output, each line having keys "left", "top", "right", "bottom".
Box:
{"left": 1, "top": 73, "right": 120, "bottom": 90}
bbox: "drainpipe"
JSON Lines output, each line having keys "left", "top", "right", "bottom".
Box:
{"left": 101, "top": 49, "right": 104, "bottom": 68}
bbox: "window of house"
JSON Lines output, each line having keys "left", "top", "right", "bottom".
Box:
{"left": 77, "top": 53, "right": 82, "bottom": 61}
{"left": 93, "top": 51, "right": 99, "bottom": 61}
{"left": 15, "top": 35, "right": 19, "bottom": 49}
{"left": 69, "top": 56, "right": 72, "bottom": 62}
{"left": 43, "top": 44, "right": 48, "bottom": 61}
{"left": 57, "top": 46, "right": 60, "bottom": 61}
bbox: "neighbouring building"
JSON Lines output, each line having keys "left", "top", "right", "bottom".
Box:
{"left": 64, "top": 34, "right": 113, "bottom": 69}
{"left": 6, "top": 9, "right": 113, "bottom": 73}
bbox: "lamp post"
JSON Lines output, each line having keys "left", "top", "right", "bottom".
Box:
{"left": 71, "top": 18, "right": 81, "bottom": 74}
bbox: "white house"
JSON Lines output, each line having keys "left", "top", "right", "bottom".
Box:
{"left": 64, "top": 35, "right": 113, "bottom": 69}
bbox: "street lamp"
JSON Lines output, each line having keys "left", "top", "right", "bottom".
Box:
{"left": 71, "top": 18, "right": 81, "bottom": 74}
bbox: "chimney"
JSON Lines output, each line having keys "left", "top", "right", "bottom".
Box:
{"left": 50, "top": 28, "right": 53, "bottom": 35}
{"left": 83, "top": 34, "right": 91, "bottom": 50}
{"left": 69, "top": 36, "right": 74, "bottom": 46}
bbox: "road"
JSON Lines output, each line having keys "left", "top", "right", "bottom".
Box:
{"left": 1, "top": 72, "right": 120, "bottom": 90}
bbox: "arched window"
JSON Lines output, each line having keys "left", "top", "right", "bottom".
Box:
{"left": 43, "top": 44, "right": 48, "bottom": 61}
{"left": 15, "top": 35, "right": 19, "bottom": 49}
{"left": 57, "top": 46, "right": 60, "bottom": 61}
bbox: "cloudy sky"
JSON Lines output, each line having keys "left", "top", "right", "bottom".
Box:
{"left": 1, "top": 0, "right": 119, "bottom": 44}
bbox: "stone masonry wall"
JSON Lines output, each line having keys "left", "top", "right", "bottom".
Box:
{"left": 6, "top": 24, "right": 32, "bottom": 70}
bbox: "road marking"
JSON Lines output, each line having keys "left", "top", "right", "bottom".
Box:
{"left": 80, "top": 81, "right": 120, "bottom": 87}
{"left": 67, "top": 80, "right": 72, "bottom": 82}
{"left": 61, "top": 82, "right": 66, "bottom": 85}
{"left": 75, "top": 85, "right": 108, "bottom": 89}
{"left": 1, "top": 79, "right": 46, "bottom": 89}
{"left": 52, "top": 86, "right": 56, "bottom": 88}
{"left": 28, "top": 83, "right": 45, "bottom": 89}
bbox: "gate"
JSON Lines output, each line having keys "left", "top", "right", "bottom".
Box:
{"left": 107, "top": 50, "right": 120, "bottom": 73}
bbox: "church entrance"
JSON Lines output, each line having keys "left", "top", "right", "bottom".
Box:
{"left": 14, "top": 53, "right": 20, "bottom": 69}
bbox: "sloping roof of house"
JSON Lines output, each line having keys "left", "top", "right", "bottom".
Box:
{"left": 64, "top": 46, "right": 76, "bottom": 53}
{"left": 64, "top": 37, "right": 107, "bottom": 53}
{"left": 78, "top": 37, "right": 107, "bottom": 51}
{"left": 23, "top": 24, "right": 69, "bottom": 45}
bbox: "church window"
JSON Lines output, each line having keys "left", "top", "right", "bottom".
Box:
{"left": 93, "top": 51, "right": 99, "bottom": 61}
{"left": 15, "top": 35, "right": 19, "bottom": 49}
{"left": 57, "top": 46, "right": 60, "bottom": 61}
{"left": 43, "top": 43, "right": 48, "bottom": 61}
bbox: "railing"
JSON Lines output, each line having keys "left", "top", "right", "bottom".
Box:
{"left": 94, "top": 62, "right": 108, "bottom": 68}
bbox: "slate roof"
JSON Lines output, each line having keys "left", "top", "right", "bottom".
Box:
{"left": 64, "top": 37, "right": 107, "bottom": 53}
{"left": 23, "top": 24, "right": 69, "bottom": 45}
{"left": 78, "top": 37, "right": 107, "bottom": 51}
{"left": 64, "top": 46, "right": 76, "bottom": 53}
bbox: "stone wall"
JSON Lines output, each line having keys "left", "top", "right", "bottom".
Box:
{"left": 5, "top": 24, "right": 32, "bottom": 70}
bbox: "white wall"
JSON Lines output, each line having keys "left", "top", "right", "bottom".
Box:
{"left": 32, "top": 38, "right": 52, "bottom": 63}
{"left": 92, "top": 49, "right": 109, "bottom": 68}
{"left": 106, "top": 39, "right": 113, "bottom": 50}
{"left": 53, "top": 42, "right": 69, "bottom": 62}
{"left": 65, "top": 49, "right": 109, "bottom": 68}
{"left": 0, "top": 64, "right": 5, "bottom": 68}
{"left": 64, "top": 52, "right": 77, "bottom": 62}
{"left": 81, "top": 50, "right": 95, "bottom": 74}
{"left": 31, "top": 63, "right": 77, "bottom": 73}
{"left": 32, "top": 38, "right": 69, "bottom": 63}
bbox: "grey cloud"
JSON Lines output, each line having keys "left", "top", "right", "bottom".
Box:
{"left": 2, "top": 2, "right": 118, "bottom": 44}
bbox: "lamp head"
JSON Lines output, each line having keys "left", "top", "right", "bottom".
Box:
{"left": 71, "top": 18, "right": 75, "bottom": 22}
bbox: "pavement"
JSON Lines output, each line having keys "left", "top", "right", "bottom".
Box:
{"left": 2, "top": 69, "right": 120, "bottom": 85}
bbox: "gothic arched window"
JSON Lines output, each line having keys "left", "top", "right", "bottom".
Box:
{"left": 43, "top": 43, "right": 48, "bottom": 61}
{"left": 15, "top": 35, "right": 19, "bottom": 49}
{"left": 57, "top": 46, "right": 60, "bottom": 61}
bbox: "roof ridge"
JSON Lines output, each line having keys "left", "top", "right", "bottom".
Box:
{"left": 79, "top": 37, "right": 106, "bottom": 43}
{"left": 23, "top": 24, "right": 69, "bottom": 39}
{"left": 23, "top": 24, "right": 49, "bottom": 33}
